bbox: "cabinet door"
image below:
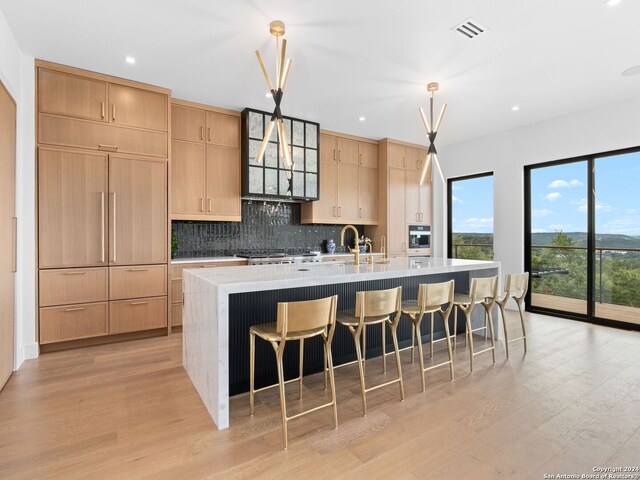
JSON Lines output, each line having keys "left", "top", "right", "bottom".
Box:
{"left": 38, "top": 148, "right": 108, "bottom": 268}
{"left": 359, "top": 142, "right": 378, "bottom": 168}
{"left": 109, "top": 156, "right": 167, "bottom": 265}
{"left": 405, "top": 170, "right": 421, "bottom": 224}
{"left": 405, "top": 147, "right": 422, "bottom": 171}
{"left": 171, "top": 140, "right": 206, "bottom": 215}
{"left": 337, "top": 137, "right": 359, "bottom": 165}
{"left": 38, "top": 69, "right": 107, "bottom": 122}
{"left": 316, "top": 159, "right": 339, "bottom": 220}
{"left": 172, "top": 104, "right": 205, "bottom": 143}
{"left": 388, "top": 168, "right": 406, "bottom": 255}
{"left": 206, "top": 112, "right": 240, "bottom": 148}
{"left": 337, "top": 163, "right": 360, "bottom": 221}
{"left": 387, "top": 143, "right": 406, "bottom": 169}
{"left": 0, "top": 81, "right": 15, "bottom": 389}
{"left": 205, "top": 146, "right": 241, "bottom": 218}
{"left": 358, "top": 166, "right": 378, "bottom": 223}
{"left": 320, "top": 134, "right": 337, "bottom": 163}
{"left": 108, "top": 84, "right": 168, "bottom": 132}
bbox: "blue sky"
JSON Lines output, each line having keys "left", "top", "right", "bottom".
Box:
{"left": 451, "top": 175, "right": 494, "bottom": 233}
{"left": 531, "top": 152, "right": 640, "bottom": 236}
{"left": 451, "top": 151, "right": 640, "bottom": 236}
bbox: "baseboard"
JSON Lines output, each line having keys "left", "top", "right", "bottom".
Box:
{"left": 23, "top": 342, "right": 39, "bottom": 360}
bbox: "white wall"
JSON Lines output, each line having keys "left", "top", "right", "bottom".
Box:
{"left": 434, "top": 95, "right": 640, "bottom": 293}
{"left": 0, "top": 8, "right": 37, "bottom": 368}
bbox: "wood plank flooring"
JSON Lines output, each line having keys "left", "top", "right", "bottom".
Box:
{"left": 1, "top": 310, "right": 640, "bottom": 479}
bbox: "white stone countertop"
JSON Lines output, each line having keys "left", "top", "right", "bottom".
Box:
{"left": 183, "top": 257, "right": 501, "bottom": 294}
{"left": 171, "top": 252, "right": 387, "bottom": 264}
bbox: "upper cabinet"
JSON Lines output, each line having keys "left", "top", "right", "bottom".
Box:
{"left": 301, "top": 133, "right": 379, "bottom": 225}
{"left": 171, "top": 100, "right": 241, "bottom": 221}
{"left": 38, "top": 69, "right": 108, "bottom": 122}
{"left": 108, "top": 84, "right": 168, "bottom": 131}
{"left": 37, "top": 66, "right": 169, "bottom": 159}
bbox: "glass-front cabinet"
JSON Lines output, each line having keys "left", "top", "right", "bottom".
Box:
{"left": 241, "top": 108, "right": 319, "bottom": 201}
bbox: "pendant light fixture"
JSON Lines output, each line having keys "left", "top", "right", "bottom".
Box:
{"left": 254, "top": 20, "right": 293, "bottom": 179}
{"left": 418, "top": 82, "right": 446, "bottom": 185}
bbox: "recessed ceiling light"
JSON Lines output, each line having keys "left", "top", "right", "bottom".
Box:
{"left": 358, "top": 116, "right": 366, "bottom": 122}
{"left": 265, "top": 92, "right": 273, "bottom": 98}
{"left": 605, "top": 0, "right": 621, "bottom": 6}
{"left": 511, "top": 105, "right": 520, "bottom": 111}
{"left": 125, "top": 56, "right": 136, "bottom": 65}
{"left": 622, "top": 64, "right": 640, "bottom": 77}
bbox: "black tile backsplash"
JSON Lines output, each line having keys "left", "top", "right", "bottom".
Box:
{"left": 172, "top": 201, "right": 363, "bottom": 258}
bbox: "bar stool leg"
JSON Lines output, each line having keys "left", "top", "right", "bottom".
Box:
{"left": 275, "top": 344, "right": 288, "bottom": 449}
{"left": 250, "top": 331, "right": 256, "bottom": 415}
{"left": 487, "top": 307, "right": 496, "bottom": 364}
{"left": 390, "top": 321, "right": 405, "bottom": 401}
{"left": 381, "top": 321, "right": 387, "bottom": 373}
{"left": 498, "top": 302, "right": 510, "bottom": 359}
{"left": 415, "top": 318, "right": 426, "bottom": 392}
{"left": 410, "top": 324, "right": 415, "bottom": 363}
{"left": 324, "top": 337, "right": 339, "bottom": 429}
{"left": 323, "top": 341, "right": 328, "bottom": 390}
{"left": 442, "top": 313, "right": 455, "bottom": 381}
{"left": 299, "top": 338, "right": 304, "bottom": 399}
{"left": 352, "top": 328, "right": 368, "bottom": 416}
{"left": 453, "top": 306, "right": 458, "bottom": 350}
{"left": 466, "top": 312, "right": 474, "bottom": 372}
{"left": 362, "top": 324, "right": 367, "bottom": 375}
{"left": 484, "top": 310, "right": 488, "bottom": 341}
{"left": 429, "top": 312, "right": 434, "bottom": 359}
{"left": 516, "top": 298, "right": 528, "bottom": 353}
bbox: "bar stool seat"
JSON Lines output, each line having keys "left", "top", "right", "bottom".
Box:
{"left": 336, "top": 310, "right": 389, "bottom": 325}
{"left": 249, "top": 295, "right": 339, "bottom": 450}
{"left": 453, "top": 292, "right": 485, "bottom": 306}
{"left": 400, "top": 300, "right": 442, "bottom": 315}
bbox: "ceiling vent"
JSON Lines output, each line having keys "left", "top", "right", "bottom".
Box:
{"left": 452, "top": 18, "right": 488, "bottom": 39}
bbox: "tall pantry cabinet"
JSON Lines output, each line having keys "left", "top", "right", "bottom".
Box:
{"left": 36, "top": 61, "right": 170, "bottom": 349}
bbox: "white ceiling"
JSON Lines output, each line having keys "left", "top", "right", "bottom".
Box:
{"left": 2, "top": 0, "right": 640, "bottom": 147}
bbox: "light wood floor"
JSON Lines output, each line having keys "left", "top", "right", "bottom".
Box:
{"left": 1, "top": 311, "right": 640, "bottom": 479}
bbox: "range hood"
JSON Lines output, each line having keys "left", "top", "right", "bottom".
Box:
{"left": 241, "top": 108, "right": 320, "bottom": 202}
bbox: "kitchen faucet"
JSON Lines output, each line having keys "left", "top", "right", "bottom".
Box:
{"left": 339, "top": 225, "right": 360, "bottom": 265}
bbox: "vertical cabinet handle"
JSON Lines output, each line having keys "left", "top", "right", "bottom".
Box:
{"left": 333, "top": 206, "right": 336, "bottom": 217}
{"left": 359, "top": 153, "right": 363, "bottom": 165}
{"left": 100, "top": 192, "right": 105, "bottom": 263}
{"left": 402, "top": 243, "right": 406, "bottom": 252}
{"left": 338, "top": 206, "right": 341, "bottom": 217}
{"left": 200, "top": 126, "right": 204, "bottom": 141}
{"left": 359, "top": 207, "right": 363, "bottom": 218}
{"left": 101, "top": 102, "right": 105, "bottom": 119}
{"left": 200, "top": 198, "right": 204, "bottom": 212}
{"left": 112, "top": 104, "right": 116, "bottom": 121}
{"left": 338, "top": 150, "right": 341, "bottom": 162}
{"left": 11, "top": 217, "right": 17, "bottom": 273}
{"left": 208, "top": 128, "right": 212, "bottom": 142}
{"left": 110, "top": 193, "right": 117, "bottom": 263}
{"left": 333, "top": 149, "right": 337, "bottom": 161}
{"left": 208, "top": 198, "right": 212, "bottom": 213}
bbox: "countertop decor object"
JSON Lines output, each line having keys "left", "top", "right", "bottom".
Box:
{"left": 326, "top": 239, "right": 336, "bottom": 254}
{"left": 418, "top": 82, "right": 447, "bottom": 185}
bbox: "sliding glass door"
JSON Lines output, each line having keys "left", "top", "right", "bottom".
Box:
{"left": 525, "top": 148, "right": 640, "bottom": 327}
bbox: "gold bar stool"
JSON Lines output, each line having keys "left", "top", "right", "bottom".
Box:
{"left": 249, "top": 295, "right": 338, "bottom": 450}
{"left": 452, "top": 276, "right": 499, "bottom": 372}
{"left": 496, "top": 272, "right": 529, "bottom": 358}
{"left": 336, "top": 286, "right": 404, "bottom": 416}
{"left": 401, "top": 280, "right": 456, "bottom": 391}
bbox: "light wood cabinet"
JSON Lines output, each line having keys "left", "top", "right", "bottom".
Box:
{"left": 38, "top": 148, "right": 108, "bottom": 269}
{"left": 171, "top": 140, "right": 206, "bottom": 214}
{"left": 109, "top": 297, "right": 167, "bottom": 334}
{"left": 40, "top": 302, "right": 109, "bottom": 344}
{"left": 39, "top": 113, "right": 168, "bottom": 158}
{"left": 39, "top": 268, "right": 108, "bottom": 307}
{"left": 172, "top": 104, "right": 205, "bottom": 143}
{"left": 38, "top": 69, "right": 107, "bottom": 122}
{"left": 109, "top": 156, "right": 167, "bottom": 266}
{"left": 109, "top": 265, "right": 167, "bottom": 300}
{"left": 301, "top": 133, "right": 379, "bottom": 225}
{"left": 0, "top": 80, "right": 16, "bottom": 389}
{"left": 388, "top": 168, "right": 407, "bottom": 255}
{"left": 205, "top": 146, "right": 241, "bottom": 218}
{"left": 108, "top": 84, "right": 168, "bottom": 132}
{"left": 170, "top": 100, "right": 241, "bottom": 222}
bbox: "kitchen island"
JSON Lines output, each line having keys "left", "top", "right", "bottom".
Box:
{"left": 183, "top": 257, "right": 500, "bottom": 429}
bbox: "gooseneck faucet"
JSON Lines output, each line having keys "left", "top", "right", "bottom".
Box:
{"left": 340, "top": 224, "right": 360, "bottom": 265}
{"left": 365, "top": 239, "right": 374, "bottom": 264}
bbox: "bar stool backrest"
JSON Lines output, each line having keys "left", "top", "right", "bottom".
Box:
{"left": 505, "top": 272, "right": 529, "bottom": 299}
{"left": 276, "top": 295, "right": 338, "bottom": 337}
{"left": 355, "top": 286, "right": 402, "bottom": 319}
{"left": 470, "top": 276, "right": 499, "bottom": 305}
{"left": 418, "top": 280, "right": 455, "bottom": 312}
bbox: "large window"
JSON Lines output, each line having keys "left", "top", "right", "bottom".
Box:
{"left": 448, "top": 173, "right": 494, "bottom": 260}
{"left": 525, "top": 148, "right": 640, "bottom": 326}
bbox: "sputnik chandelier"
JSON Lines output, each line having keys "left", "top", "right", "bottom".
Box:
{"left": 254, "top": 20, "right": 293, "bottom": 180}
{"left": 418, "top": 82, "right": 447, "bottom": 185}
